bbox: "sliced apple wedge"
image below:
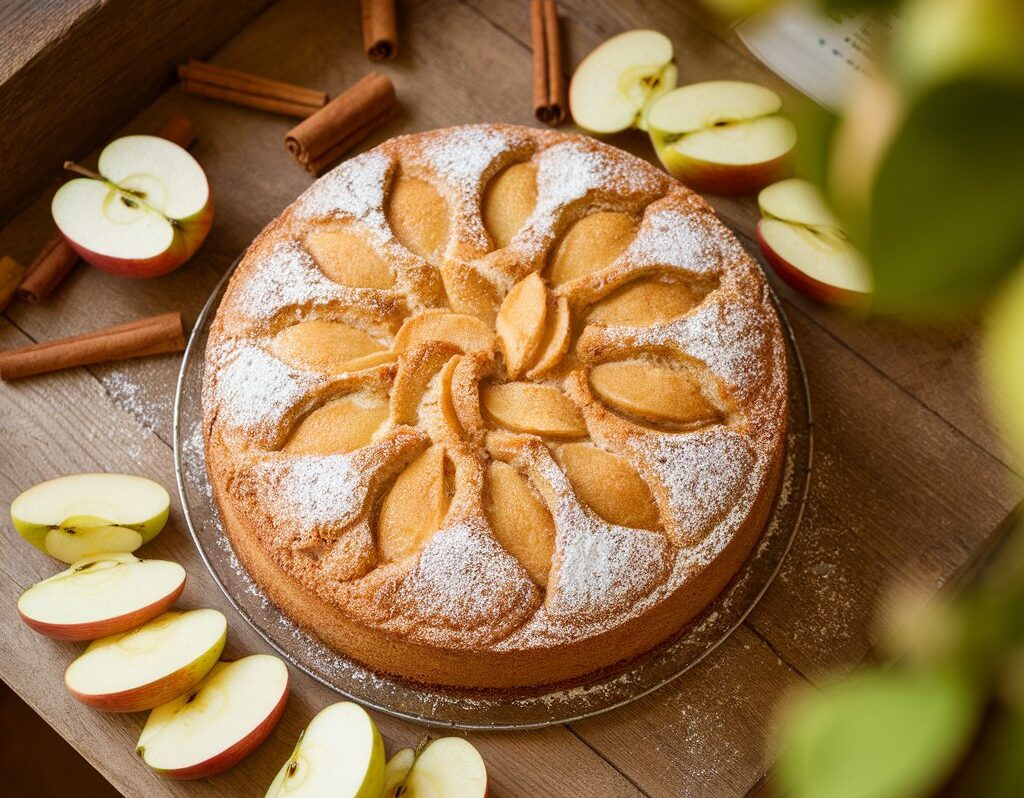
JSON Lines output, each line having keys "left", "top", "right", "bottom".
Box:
{"left": 266, "top": 702, "right": 385, "bottom": 798}
{"left": 17, "top": 553, "right": 185, "bottom": 641}
{"left": 138, "top": 655, "right": 289, "bottom": 779}
{"left": 65, "top": 609, "right": 227, "bottom": 713}
{"left": 382, "top": 748, "right": 416, "bottom": 798}
{"left": 757, "top": 178, "right": 871, "bottom": 304}
{"left": 569, "top": 30, "right": 678, "bottom": 134}
{"left": 52, "top": 135, "right": 213, "bottom": 278}
{"left": 399, "top": 737, "right": 488, "bottom": 798}
{"left": 11, "top": 473, "right": 170, "bottom": 564}
{"left": 647, "top": 81, "right": 796, "bottom": 194}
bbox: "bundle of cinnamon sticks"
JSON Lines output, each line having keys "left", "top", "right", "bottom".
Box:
{"left": 531, "top": 0, "right": 566, "bottom": 126}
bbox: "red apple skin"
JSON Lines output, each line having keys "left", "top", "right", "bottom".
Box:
{"left": 663, "top": 152, "right": 791, "bottom": 196}
{"left": 756, "top": 220, "right": 864, "bottom": 306}
{"left": 148, "top": 678, "right": 290, "bottom": 780}
{"left": 18, "top": 579, "right": 184, "bottom": 641}
{"left": 64, "top": 200, "right": 214, "bottom": 279}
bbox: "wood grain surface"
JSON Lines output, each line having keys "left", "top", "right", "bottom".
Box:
{"left": 1, "top": 1, "right": 1021, "bottom": 796}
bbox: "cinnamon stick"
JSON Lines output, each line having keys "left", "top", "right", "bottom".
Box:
{"left": 361, "top": 0, "right": 398, "bottom": 61}
{"left": 285, "top": 72, "right": 397, "bottom": 176}
{"left": 0, "top": 256, "right": 25, "bottom": 312}
{"left": 18, "top": 237, "right": 80, "bottom": 304}
{"left": 0, "top": 312, "right": 185, "bottom": 381}
{"left": 157, "top": 115, "right": 196, "bottom": 149}
{"left": 178, "top": 61, "right": 328, "bottom": 118}
{"left": 531, "top": 0, "right": 566, "bottom": 126}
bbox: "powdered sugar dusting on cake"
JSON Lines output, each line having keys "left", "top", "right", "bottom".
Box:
{"left": 229, "top": 240, "right": 347, "bottom": 323}
{"left": 212, "top": 342, "right": 319, "bottom": 432}
{"left": 252, "top": 453, "right": 367, "bottom": 529}
{"left": 625, "top": 208, "right": 739, "bottom": 275}
{"left": 534, "top": 452, "right": 668, "bottom": 623}
{"left": 633, "top": 427, "right": 756, "bottom": 549}
{"left": 295, "top": 150, "right": 391, "bottom": 223}
{"left": 397, "top": 520, "right": 537, "bottom": 641}
{"left": 418, "top": 126, "right": 511, "bottom": 189}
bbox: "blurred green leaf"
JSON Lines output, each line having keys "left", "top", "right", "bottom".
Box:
{"left": 777, "top": 669, "right": 980, "bottom": 798}
{"left": 983, "top": 264, "right": 1024, "bottom": 466}
{"left": 821, "top": 0, "right": 899, "bottom": 12}
{"left": 868, "top": 77, "right": 1024, "bottom": 314}
{"left": 948, "top": 705, "right": 1024, "bottom": 798}
{"left": 792, "top": 100, "right": 839, "bottom": 189}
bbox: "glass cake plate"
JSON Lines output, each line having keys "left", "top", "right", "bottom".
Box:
{"left": 174, "top": 258, "right": 813, "bottom": 731}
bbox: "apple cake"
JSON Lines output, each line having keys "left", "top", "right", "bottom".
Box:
{"left": 202, "top": 124, "right": 788, "bottom": 690}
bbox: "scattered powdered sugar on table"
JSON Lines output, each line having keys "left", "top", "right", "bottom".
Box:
{"left": 228, "top": 240, "right": 348, "bottom": 323}
{"left": 102, "top": 363, "right": 173, "bottom": 438}
{"left": 212, "top": 341, "right": 318, "bottom": 432}
{"left": 251, "top": 452, "right": 367, "bottom": 530}
{"left": 294, "top": 149, "right": 390, "bottom": 223}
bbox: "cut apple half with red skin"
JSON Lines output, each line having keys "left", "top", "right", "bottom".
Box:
{"left": 64, "top": 608, "right": 227, "bottom": 713}
{"left": 569, "top": 30, "right": 678, "bottom": 135}
{"left": 396, "top": 737, "right": 488, "bottom": 798}
{"left": 647, "top": 81, "right": 796, "bottom": 194}
{"left": 17, "top": 553, "right": 185, "bottom": 641}
{"left": 757, "top": 178, "right": 871, "bottom": 305}
{"left": 137, "top": 655, "right": 289, "bottom": 779}
{"left": 52, "top": 135, "right": 213, "bottom": 279}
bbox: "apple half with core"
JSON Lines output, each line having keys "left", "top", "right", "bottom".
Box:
{"left": 647, "top": 80, "right": 796, "bottom": 194}
{"left": 65, "top": 608, "right": 227, "bottom": 713}
{"left": 52, "top": 135, "right": 213, "bottom": 278}
{"left": 569, "top": 30, "right": 678, "bottom": 134}
{"left": 10, "top": 473, "right": 170, "bottom": 564}
{"left": 17, "top": 553, "right": 185, "bottom": 641}
{"left": 266, "top": 702, "right": 385, "bottom": 798}
{"left": 757, "top": 178, "right": 872, "bottom": 304}
{"left": 137, "top": 655, "right": 289, "bottom": 779}
{"left": 389, "top": 737, "right": 488, "bottom": 797}
{"left": 382, "top": 748, "right": 416, "bottom": 798}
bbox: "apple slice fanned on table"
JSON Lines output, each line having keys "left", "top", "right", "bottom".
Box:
{"left": 138, "top": 655, "right": 289, "bottom": 779}
{"left": 17, "top": 553, "right": 185, "bottom": 640}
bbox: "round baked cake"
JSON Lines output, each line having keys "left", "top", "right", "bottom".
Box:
{"left": 202, "top": 124, "right": 788, "bottom": 690}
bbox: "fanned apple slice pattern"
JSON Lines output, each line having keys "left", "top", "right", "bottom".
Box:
{"left": 205, "top": 126, "right": 786, "bottom": 649}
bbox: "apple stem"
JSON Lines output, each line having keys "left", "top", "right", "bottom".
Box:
{"left": 62, "top": 161, "right": 105, "bottom": 182}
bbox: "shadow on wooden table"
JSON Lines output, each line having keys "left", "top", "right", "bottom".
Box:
{"left": 1, "top": 681, "right": 118, "bottom": 797}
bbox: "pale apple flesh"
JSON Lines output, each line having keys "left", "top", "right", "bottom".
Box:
{"left": 569, "top": 30, "right": 677, "bottom": 134}
{"left": 64, "top": 608, "right": 227, "bottom": 713}
{"left": 266, "top": 701, "right": 385, "bottom": 798}
{"left": 757, "top": 178, "right": 871, "bottom": 304}
{"left": 382, "top": 748, "right": 416, "bottom": 798}
{"left": 647, "top": 81, "right": 796, "bottom": 194}
{"left": 138, "top": 655, "right": 289, "bottom": 779}
{"left": 52, "top": 135, "right": 213, "bottom": 279}
{"left": 10, "top": 473, "right": 170, "bottom": 564}
{"left": 399, "top": 737, "right": 488, "bottom": 798}
{"left": 17, "top": 553, "right": 185, "bottom": 641}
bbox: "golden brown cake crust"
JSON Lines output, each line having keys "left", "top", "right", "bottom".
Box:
{"left": 202, "top": 124, "right": 789, "bottom": 690}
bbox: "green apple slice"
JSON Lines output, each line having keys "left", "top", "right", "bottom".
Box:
{"left": 382, "top": 748, "right": 415, "bottom": 797}
{"left": 17, "top": 553, "right": 186, "bottom": 641}
{"left": 64, "top": 608, "right": 227, "bottom": 713}
{"left": 569, "top": 30, "right": 677, "bottom": 134}
{"left": 138, "top": 655, "right": 289, "bottom": 779}
{"left": 402, "top": 737, "right": 488, "bottom": 797}
{"left": 266, "top": 702, "right": 385, "bottom": 798}
{"left": 11, "top": 473, "right": 170, "bottom": 563}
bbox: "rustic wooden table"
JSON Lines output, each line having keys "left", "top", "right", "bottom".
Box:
{"left": 1, "top": 1, "right": 1021, "bottom": 796}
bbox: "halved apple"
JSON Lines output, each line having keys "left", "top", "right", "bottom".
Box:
{"left": 397, "top": 737, "right": 488, "bottom": 798}
{"left": 382, "top": 748, "right": 416, "bottom": 798}
{"left": 10, "top": 473, "right": 170, "bottom": 564}
{"left": 64, "top": 608, "right": 227, "bottom": 713}
{"left": 757, "top": 178, "right": 871, "bottom": 304}
{"left": 266, "top": 702, "right": 385, "bottom": 798}
{"left": 569, "top": 30, "right": 678, "bottom": 134}
{"left": 647, "top": 81, "right": 796, "bottom": 194}
{"left": 52, "top": 135, "right": 213, "bottom": 279}
{"left": 17, "top": 553, "right": 185, "bottom": 641}
{"left": 137, "top": 655, "right": 289, "bottom": 779}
